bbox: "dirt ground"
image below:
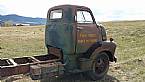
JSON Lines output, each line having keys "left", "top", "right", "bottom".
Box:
{"left": 1, "top": 57, "right": 145, "bottom": 82}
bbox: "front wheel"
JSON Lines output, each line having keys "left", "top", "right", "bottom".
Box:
{"left": 87, "top": 52, "right": 109, "bottom": 81}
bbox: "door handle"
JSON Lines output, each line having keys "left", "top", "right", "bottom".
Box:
{"left": 77, "top": 27, "right": 83, "bottom": 30}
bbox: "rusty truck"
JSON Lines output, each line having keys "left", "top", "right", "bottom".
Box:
{"left": 0, "top": 5, "right": 117, "bottom": 81}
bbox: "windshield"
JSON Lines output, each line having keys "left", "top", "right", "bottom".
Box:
{"left": 77, "top": 11, "right": 93, "bottom": 23}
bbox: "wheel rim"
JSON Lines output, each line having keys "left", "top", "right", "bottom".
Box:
{"left": 93, "top": 54, "right": 109, "bottom": 75}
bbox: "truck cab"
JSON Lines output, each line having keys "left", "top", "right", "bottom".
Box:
{"left": 45, "top": 5, "right": 117, "bottom": 80}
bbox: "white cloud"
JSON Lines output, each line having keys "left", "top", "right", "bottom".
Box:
{"left": 0, "top": 0, "right": 145, "bottom": 21}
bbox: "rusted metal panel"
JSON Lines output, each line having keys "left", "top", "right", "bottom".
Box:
{"left": 76, "top": 24, "right": 102, "bottom": 53}
{"left": 13, "top": 57, "right": 34, "bottom": 64}
{"left": 0, "top": 67, "right": 16, "bottom": 77}
{"left": 0, "top": 54, "right": 61, "bottom": 78}
{"left": 0, "top": 59, "right": 30, "bottom": 78}
{"left": 33, "top": 54, "right": 59, "bottom": 61}
{"left": 78, "top": 58, "right": 92, "bottom": 71}
{"left": 90, "top": 41, "right": 117, "bottom": 61}
{"left": 45, "top": 22, "right": 75, "bottom": 54}
{"left": 49, "top": 47, "right": 62, "bottom": 59}
{"left": 0, "top": 65, "right": 29, "bottom": 78}
{"left": 46, "top": 5, "right": 76, "bottom": 55}
{"left": 30, "top": 65, "right": 42, "bottom": 79}
{"left": 30, "top": 62, "right": 64, "bottom": 80}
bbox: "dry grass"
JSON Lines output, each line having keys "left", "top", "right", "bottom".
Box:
{"left": 0, "top": 26, "right": 47, "bottom": 58}
{"left": 1, "top": 20, "right": 145, "bottom": 82}
{"left": 103, "top": 20, "right": 145, "bottom": 62}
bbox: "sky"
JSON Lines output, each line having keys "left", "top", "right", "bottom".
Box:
{"left": 0, "top": 0, "right": 145, "bottom": 21}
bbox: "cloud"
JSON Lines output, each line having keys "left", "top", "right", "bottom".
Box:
{"left": 0, "top": 5, "right": 10, "bottom": 14}
{"left": 0, "top": 0, "right": 145, "bottom": 21}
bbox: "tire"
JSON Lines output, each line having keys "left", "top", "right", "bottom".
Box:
{"left": 87, "top": 52, "right": 109, "bottom": 81}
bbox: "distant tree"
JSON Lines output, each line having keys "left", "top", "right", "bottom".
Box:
{"left": 3, "top": 20, "right": 13, "bottom": 27}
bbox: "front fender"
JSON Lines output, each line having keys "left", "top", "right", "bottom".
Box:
{"left": 90, "top": 41, "right": 117, "bottom": 62}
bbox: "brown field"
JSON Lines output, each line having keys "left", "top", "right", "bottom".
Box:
{"left": 1, "top": 20, "right": 145, "bottom": 82}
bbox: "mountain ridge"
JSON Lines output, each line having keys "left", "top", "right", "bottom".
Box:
{"left": 0, "top": 14, "right": 46, "bottom": 25}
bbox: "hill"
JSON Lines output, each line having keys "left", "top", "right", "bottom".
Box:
{"left": 0, "top": 14, "right": 46, "bottom": 25}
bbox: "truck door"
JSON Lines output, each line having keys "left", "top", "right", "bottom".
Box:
{"left": 76, "top": 10, "right": 101, "bottom": 53}
{"left": 46, "top": 9, "right": 75, "bottom": 54}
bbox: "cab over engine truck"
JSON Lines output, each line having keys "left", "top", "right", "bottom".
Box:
{"left": 0, "top": 5, "right": 117, "bottom": 81}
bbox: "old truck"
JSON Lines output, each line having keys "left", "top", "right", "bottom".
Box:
{"left": 0, "top": 5, "right": 117, "bottom": 81}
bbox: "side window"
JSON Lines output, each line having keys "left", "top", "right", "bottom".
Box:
{"left": 77, "top": 11, "right": 93, "bottom": 23}
{"left": 50, "top": 9, "right": 62, "bottom": 19}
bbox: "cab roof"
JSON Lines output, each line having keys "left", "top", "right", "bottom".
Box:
{"left": 49, "top": 5, "right": 91, "bottom": 11}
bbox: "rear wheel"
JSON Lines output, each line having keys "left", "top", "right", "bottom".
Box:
{"left": 87, "top": 52, "right": 109, "bottom": 81}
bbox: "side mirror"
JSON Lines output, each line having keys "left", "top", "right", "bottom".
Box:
{"left": 110, "top": 38, "right": 114, "bottom": 42}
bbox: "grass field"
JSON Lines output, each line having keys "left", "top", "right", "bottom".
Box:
{"left": 103, "top": 20, "right": 145, "bottom": 62}
{"left": 0, "top": 20, "right": 145, "bottom": 82}
{"left": 0, "top": 25, "right": 47, "bottom": 58}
